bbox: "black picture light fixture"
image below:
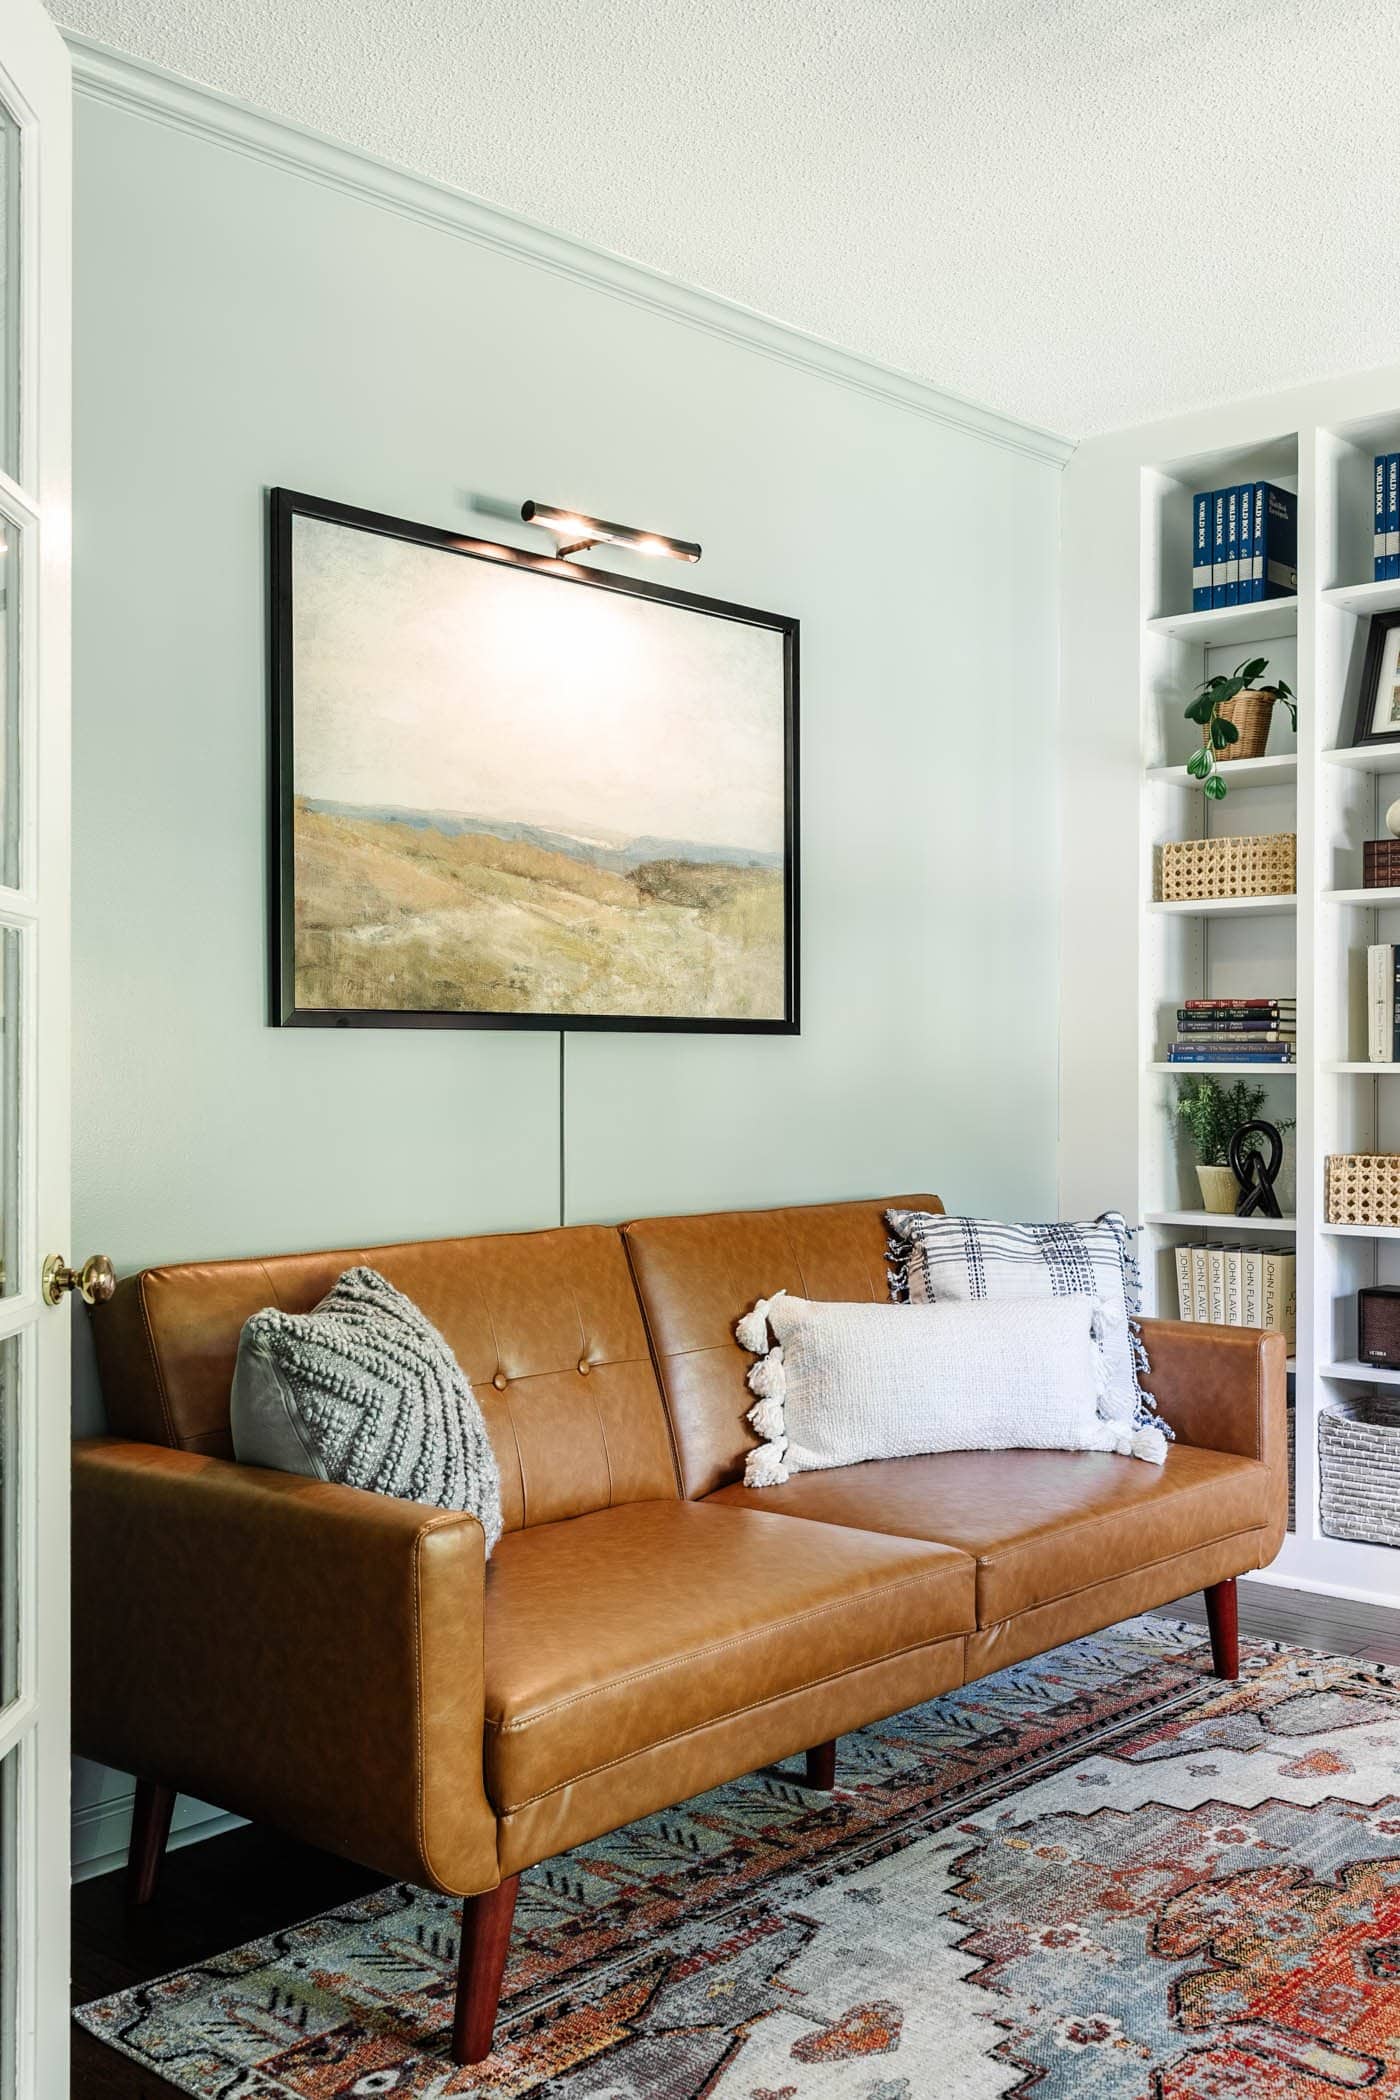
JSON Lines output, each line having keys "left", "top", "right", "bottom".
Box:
{"left": 520, "top": 500, "right": 701, "bottom": 565}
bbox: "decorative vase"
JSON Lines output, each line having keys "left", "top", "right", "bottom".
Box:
{"left": 1197, "top": 1163, "right": 1239, "bottom": 1214}
{"left": 1207, "top": 690, "right": 1274, "bottom": 763}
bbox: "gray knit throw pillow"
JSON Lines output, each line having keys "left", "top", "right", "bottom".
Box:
{"left": 230, "top": 1266, "right": 503, "bottom": 1552}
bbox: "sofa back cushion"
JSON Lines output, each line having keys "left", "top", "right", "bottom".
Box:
{"left": 94, "top": 1225, "right": 678, "bottom": 1531}
{"left": 623, "top": 1195, "right": 941, "bottom": 1497}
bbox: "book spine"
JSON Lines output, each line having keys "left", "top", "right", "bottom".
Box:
{"left": 1242, "top": 1247, "right": 1262, "bottom": 1327}
{"left": 1378, "top": 455, "right": 1389, "bottom": 582}
{"left": 1259, "top": 483, "right": 1298, "bottom": 598}
{"left": 1262, "top": 1251, "right": 1297, "bottom": 1350}
{"left": 1392, "top": 946, "right": 1400, "bottom": 1062}
{"left": 1212, "top": 489, "right": 1228, "bottom": 607}
{"left": 1207, "top": 1246, "right": 1226, "bottom": 1326}
{"left": 1174, "top": 1034, "right": 1295, "bottom": 1046}
{"left": 1389, "top": 455, "right": 1400, "bottom": 580}
{"left": 1373, "top": 945, "right": 1394, "bottom": 1063}
{"left": 1224, "top": 1246, "right": 1242, "bottom": 1325}
{"left": 1190, "top": 1245, "right": 1210, "bottom": 1324}
{"left": 1168, "top": 1047, "right": 1295, "bottom": 1062}
{"left": 1192, "top": 491, "right": 1213, "bottom": 611}
{"left": 1176, "top": 1017, "right": 1296, "bottom": 1033}
{"left": 1250, "top": 478, "right": 1266, "bottom": 601}
{"left": 1175, "top": 1244, "right": 1194, "bottom": 1322}
{"left": 1238, "top": 483, "right": 1254, "bottom": 604}
{"left": 1182, "top": 998, "right": 1297, "bottom": 1009}
{"left": 1224, "top": 485, "right": 1240, "bottom": 604}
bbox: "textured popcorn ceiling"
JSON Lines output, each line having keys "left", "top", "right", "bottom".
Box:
{"left": 50, "top": 0, "right": 1400, "bottom": 437}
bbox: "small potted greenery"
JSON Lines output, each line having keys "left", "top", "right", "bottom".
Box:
{"left": 1184, "top": 656, "right": 1296, "bottom": 799}
{"left": 1174, "top": 1076, "right": 1292, "bottom": 1212}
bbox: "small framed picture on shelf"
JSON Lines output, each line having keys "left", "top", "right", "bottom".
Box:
{"left": 1351, "top": 608, "right": 1400, "bottom": 746}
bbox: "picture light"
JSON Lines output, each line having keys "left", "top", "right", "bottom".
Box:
{"left": 520, "top": 501, "right": 701, "bottom": 565}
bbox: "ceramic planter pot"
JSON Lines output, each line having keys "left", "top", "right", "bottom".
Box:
{"left": 1197, "top": 1163, "right": 1239, "bottom": 1214}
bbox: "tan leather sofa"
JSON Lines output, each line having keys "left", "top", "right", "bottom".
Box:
{"left": 73, "top": 1194, "right": 1288, "bottom": 2063}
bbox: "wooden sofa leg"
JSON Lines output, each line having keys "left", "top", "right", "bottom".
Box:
{"left": 803, "top": 1739, "right": 837, "bottom": 1790}
{"left": 452, "top": 1875, "right": 520, "bottom": 2065}
{"left": 127, "top": 1779, "right": 176, "bottom": 1906}
{"left": 1204, "top": 1577, "right": 1240, "bottom": 1680}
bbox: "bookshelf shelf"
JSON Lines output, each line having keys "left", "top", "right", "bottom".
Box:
{"left": 1320, "top": 578, "right": 1400, "bottom": 616}
{"left": 1144, "top": 1210, "right": 1296, "bottom": 1232}
{"left": 1145, "top": 754, "right": 1297, "bottom": 790}
{"left": 1148, "top": 894, "right": 1297, "bottom": 917}
{"left": 1145, "top": 597, "right": 1298, "bottom": 644}
{"left": 1320, "top": 1360, "right": 1400, "bottom": 1385}
{"left": 1325, "top": 887, "right": 1400, "bottom": 906}
{"left": 1149, "top": 1061, "right": 1296, "bottom": 1075}
{"left": 1321, "top": 744, "right": 1400, "bottom": 774}
{"left": 1324, "top": 1061, "right": 1400, "bottom": 1073}
{"left": 1321, "top": 1223, "right": 1400, "bottom": 1239}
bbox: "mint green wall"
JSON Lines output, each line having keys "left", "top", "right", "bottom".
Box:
{"left": 71, "top": 97, "right": 1062, "bottom": 1389}
{"left": 70, "top": 87, "right": 1062, "bottom": 1872}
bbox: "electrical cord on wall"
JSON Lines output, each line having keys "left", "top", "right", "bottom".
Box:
{"left": 559, "top": 1031, "right": 567, "bottom": 1227}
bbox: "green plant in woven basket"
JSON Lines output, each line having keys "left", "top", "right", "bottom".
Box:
{"left": 1174, "top": 1075, "right": 1293, "bottom": 1166}
{"left": 1184, "top": 655, "right": 1296, "bottom": 800}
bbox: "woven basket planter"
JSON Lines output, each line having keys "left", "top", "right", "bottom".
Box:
{"left": 1325, "top": 1153, "right": 1400, "bottom": 1227}
{"left": 1157, "top": 832, "right": 1296, "bottom": 902}
{"left": 1319, "top": 1396, "right": 1400, "bottom": 1548}
{"left": 1206, "top": 689, "right": 1276, "bottom": 763}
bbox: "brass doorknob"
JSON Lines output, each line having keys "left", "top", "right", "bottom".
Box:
{"left": 42, "top": 1253, "right": 116, "bottom": 1307}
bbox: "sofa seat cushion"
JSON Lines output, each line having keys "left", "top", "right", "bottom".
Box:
{"left": 482, "top": 1499, "right": 974, "bottom": 1814}
{"left": 706, "top": 1443, "right": 1270, "bottom": 1627}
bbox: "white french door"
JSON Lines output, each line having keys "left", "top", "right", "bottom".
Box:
{"left": 0, "top": 2, "right": 71, "bottom": 2094}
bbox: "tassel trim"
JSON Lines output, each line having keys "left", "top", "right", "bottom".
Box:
{"left": 736, "top": 1290, "right": 787, "bottom": 1355}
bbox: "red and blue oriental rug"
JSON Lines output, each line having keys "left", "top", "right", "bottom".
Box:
{"left": 74, "top": 1615, "right": 1400, "bottom": 2096}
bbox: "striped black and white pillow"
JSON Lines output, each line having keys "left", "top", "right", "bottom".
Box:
{"left": 884, "top": 1209, "right": 1165, "bottom": 1438}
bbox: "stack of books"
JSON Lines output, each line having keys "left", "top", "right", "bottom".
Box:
{"left": 1175, "top": 1243, "right": 1295, "bottom": 1348}
{"left": 1167, "top": 997, "right": 1296, "bottom": 1063}
{"left": 1191, "top": 482, "right": 1297, "bottom": 610}
{"left": 1368, "top": 945, "right": 1400, "bottom": 1061}
{"left": 1375, "top": 454, "right": 1400, "bottom": 580}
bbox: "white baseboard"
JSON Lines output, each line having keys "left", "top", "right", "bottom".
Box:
{"left": 72, "top": 1790, "right": 246, "bottom": 1883}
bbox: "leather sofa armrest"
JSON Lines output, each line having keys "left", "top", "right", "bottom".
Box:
{"left": 72, "top": 1437, "right": 500, "bottom": 1896}
{"left": 1137, "top": 1319, "right": 1289, "bottom": 1557}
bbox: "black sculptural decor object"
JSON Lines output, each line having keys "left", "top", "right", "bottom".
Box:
{"left": 1228, "top": 1119, "right": 1284, "bottom": 1218}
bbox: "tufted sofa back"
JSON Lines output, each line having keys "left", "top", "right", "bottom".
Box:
{"left": 93, "top": 1225, "right": 679, "bottom": 1532}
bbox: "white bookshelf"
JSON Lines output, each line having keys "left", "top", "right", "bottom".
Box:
{"left": 1128, "top": 409, "right": 1400, "bottom": 1606}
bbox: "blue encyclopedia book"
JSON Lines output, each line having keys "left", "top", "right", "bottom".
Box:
{"left": 1388, "top": 455, "right": 1399, "bottom": 581}
{"left": 1253, "top": 483, "right": 1297, "bottom": 600}
{"left": 1192, "top": 491, "right": 1212, "bottom": 610}
{"left": 1377, "top": 455, "right": 1388, "bottom": 582}
{"left": 1238, "top": 484, "right": 1254, "bottom": 603}
{"left": 1224, "top": 484, "right": 1240, "bottom": 605}
{"left": 1211, "top": 488, "right": 1229, "bottom": 607}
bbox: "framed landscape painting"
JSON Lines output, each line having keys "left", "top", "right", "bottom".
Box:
{"left": 269, "top": 489, "right": 798, "bottom": 1031}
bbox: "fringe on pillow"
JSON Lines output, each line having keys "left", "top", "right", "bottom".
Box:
{"left": 884, "top": 1232, "right": 911, "bottom": 1303}
{"left": 735, "top": 1290, "right": 787, "bottom": 1355}
{"left": 738, "top": 1296, "right": 791, "bottom": 1486}
{"left": 1097, "top": 1210, "right": 1172, "bottom": 1441}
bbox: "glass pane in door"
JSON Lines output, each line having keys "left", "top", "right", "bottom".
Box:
{"left": 0, "top": 1340, "right": 15, "bottom": 1711}
{"left": 0, "top": 515, "right": 17, "bottom": 888}
{"left": 0, "top": 106, "right": 17, "bottom": 483}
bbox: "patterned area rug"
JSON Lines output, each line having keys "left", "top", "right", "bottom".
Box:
{"left": 74, "top": 1616, "right": 1400, "bottom": 2097}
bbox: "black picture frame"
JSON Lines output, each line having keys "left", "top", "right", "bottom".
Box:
{"left": 269, "top": 488, "right": 799, "bottom": 1033}
{"left": 1350, "top": 607, "right": 1400, "bottom": 748}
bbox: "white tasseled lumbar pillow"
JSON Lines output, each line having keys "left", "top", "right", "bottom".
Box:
{"left": 734, "top": 1291, "right": 1168, "bottom": 1488}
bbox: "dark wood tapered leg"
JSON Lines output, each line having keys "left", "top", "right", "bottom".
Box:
{"left": 126, "top": 1779, "right": 176, "bottom": 1906}
{"left": 452, "top": 1875, "right": 520, "bottom": 2065}
{"left": 1204, "top": 1577, "right": 1240, "bottom": 1680}
{"left": 803, "top": 1739, "right": 837, "bottom": 1790}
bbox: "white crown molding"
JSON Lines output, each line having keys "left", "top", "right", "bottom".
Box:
{"left": 65, "top": 34, "right": 1073, "bottom": 470}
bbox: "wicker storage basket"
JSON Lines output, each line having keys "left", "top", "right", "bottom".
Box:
{"left": 1208, "top": 689, "right": 1276, "bottom": 763}
{"left": 1157, "top": 832, "right": 1296, "bottom": 902}
{"left": 1325, "top": 1153, "right": 1400, "bottom": 1227}
{"left": 1319, "top": 1395, "right": 1400, "bottom": 1548}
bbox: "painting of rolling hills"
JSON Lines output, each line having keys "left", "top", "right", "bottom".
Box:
{"left": 275, "top": 497, "right": 795, "bottom": 1025}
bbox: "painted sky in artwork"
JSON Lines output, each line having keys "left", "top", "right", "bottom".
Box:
{"left": 291, "top": 515, "right": 786, "bottom": 854}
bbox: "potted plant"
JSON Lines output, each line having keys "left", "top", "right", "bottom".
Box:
{"left": 1174, "top": 1076, "right": 1292, "bottom": 1213}
{"left": 1184, "top": 656, "right": 1296, "bottom": 799}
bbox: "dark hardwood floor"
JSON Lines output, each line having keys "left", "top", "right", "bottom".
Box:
{"left": 70, "top": 1580, "right": 1400, "bottom": 2098}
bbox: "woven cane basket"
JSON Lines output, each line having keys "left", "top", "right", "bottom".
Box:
{"left": 1207, "top": 689, "right": 1276, "bottom": 763}
{"left": 1157, "top": 832, "right": 1296, "bottom": 902}
{"left": 1325, "top": 1153, "right": 1400, "bottom": 1227}
{"left": 1319, "top": 1396, "right": 1400, "bottom": 1548}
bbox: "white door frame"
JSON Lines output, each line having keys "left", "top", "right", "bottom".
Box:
{"left": 0, "top": 1, "right": 70, "bottom": 2092}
